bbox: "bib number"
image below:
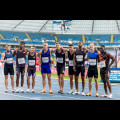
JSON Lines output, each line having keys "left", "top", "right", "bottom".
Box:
{"left": 99, "top": 61, "right": 106, "bottom": 68}
{"left": 76, "top": 55, "right": 83, "bottom": 62}
{"left": 29, "top": 60, "right": 35, "bottom": 66}
{"left": 42, "top": 57, "right": 49, "bottom": 63}
{"left": 89, "top": 59, "right": 96, "bottom": 66}
{"left": 69, "top": 60, "right": 73, "bottom": 66}
{"left": 18, "top": 58, "right": 25, "bottom": 64}
{"left": 7, "top": 58, "right": 13, "bottom": 64}
{"left": 57, "top": 58, "right": 63, "bottom": 63}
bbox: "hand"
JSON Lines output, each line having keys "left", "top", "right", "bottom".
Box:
{"left": 39, "top": 66, "right": 41, "bottom": 72}
{"left": 73, "top": 66, "right": 76, "bottom": 72}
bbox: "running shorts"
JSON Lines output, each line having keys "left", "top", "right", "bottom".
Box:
{"left": 100, "top": 68, "right": 110, "bottom": 75}
{"left": 41, "top": 66, "right": 51, "bottom": 74}
{"left": 68, "top": 66, "right": 74, "bottom": 75}
{"left": 75, "top": 66, "right": 85, "bottom": 77}
{"left": 4, "top": 64, "right": 14, "bottom": 75}
{"left": 56, "top": 65, "right": 65, "bottom": 75}
{"left": 27, "top": 67, "right": 36, "bottom": 77}
{"left": 88, "top": 67, "right": 98, "bottom": 78}
{"left": 16, "top": 67, "right": 25, "bottom": 75}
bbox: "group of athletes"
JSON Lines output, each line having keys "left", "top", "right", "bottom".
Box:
{"left": 0, "top": 40, "right": 115, "bottom": 99}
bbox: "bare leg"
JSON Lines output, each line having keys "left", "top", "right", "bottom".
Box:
{"left": 75, "top": 76, "right": 79, "bottom": 92}
{"left": 81, "top": 76, "right": 85, "bottom": 92}
{"left": 5, "top": 75, "right": 8, "bottom": 90}
{"left": 27, "top": 76, "right": 30, "bottom": 89}
{"left": 10, "top": 75, "right": 14, "bottom": 90}
{"left": 69, "top": 75, "right": 73, "bottom": 90}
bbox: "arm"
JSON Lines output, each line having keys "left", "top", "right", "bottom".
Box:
{"left": 106, "top": 53, "right": 116, "bottom": 68}
{"left": 1, "top": 53, "right": 6, "bottom": 63}
{"left": 38, "top": 50, "right": 42, "bottom": 71}
{"left": 73, "top": 53, "right": 76, "bottom": 72}
{"left": 85, "top": 54, "right": 89, "bottom": 61}
{"left": 25, "top": 48, "right": 30, "bottom": 53}
{"left": 50, "top": 48, "right": 57, "bottom": 53}
{"left": 84, "top": 47, "right": 89, "bottom": 53}
{"left": 13, "top": 48, "right": 17, "bottom": 57}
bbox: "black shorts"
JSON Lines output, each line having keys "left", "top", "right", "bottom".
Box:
{"left": 75, "top": 66, "right": 85, "bottom": 77}
{"left": 88, "top": 67, "right": 98, "bottom": 78}
{"left": 4, "top": 64, "right": 14, "bottom": 75}
{"left": 68, "top": 66, "right": 74, "bottom": 75}
{"left": 100, "top": 68, "right": 110, "bottom": 75}
{"left": 16, "top": 67, "right": 25, "bottom": 75}
{"left": 27, "top": 67, "right": 36, "bottom": 77}
{"left": 56, "top": 65, "right": 65, "bottom": 75}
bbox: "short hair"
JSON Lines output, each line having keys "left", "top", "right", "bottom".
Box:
{"left": 20, "top": 41, "right": 25, "bottom": 44}
{"left": 31, "top": 45, "right": 36, "bottom": 48}
{"left": 6, "top": 44, "right": 11, "bottom": 47}
{"left": 90, "top": 43, "right": 95, "bottom": 46}
{"left": 68, "top": 44, "right": 73, "bottom": 46}
{"left": 79, "top": 41, "right": 83, "bottom": 43}
{"left": 101, "top": 45, "right": 105, "bottom": 48}
{"left": 56, "top": 42, "right": 60, "bottom": 45}
{"left": 44, "top": 42, "right": 48, "bottom": 45}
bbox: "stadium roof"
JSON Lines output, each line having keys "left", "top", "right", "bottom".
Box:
{"left": 0, "top": 20, "right": 120, "bottom": 34}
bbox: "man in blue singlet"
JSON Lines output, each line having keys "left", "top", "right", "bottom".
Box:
{"left": 1, "top": 44, "right": 14, "bottom": 93}
{"left": 85, "top": 43, "right": 99, "bottom": 97}
{"left": 39, "top": 42, "right": 53, "bottom": 94}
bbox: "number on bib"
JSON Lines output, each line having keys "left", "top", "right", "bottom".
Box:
{"left": 42, "top": 57, "right": 49, "bottom": 63}
{"left": 89, "top": 59, "right": 96, "bottom": 66}
{"left": 29, "top": 60, "right": 35, "bottom": 66}
{"left": 57, "top": 58, "right": 63, "bottom": 63}
{"left": 76, "top": 55, "right": 83, "bottom": 62}
{"left": 69, "top": 60, "right": 73, "bottom": 66}
{"left": 7, "top": 58, "right": 13, "bottom": 64}
{"left": 18, "top": 58, "right": 25, "bottom": 64}
{"left": 99, "top": 61, "right": 106, "bottom": 68}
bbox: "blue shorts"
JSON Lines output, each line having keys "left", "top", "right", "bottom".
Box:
{"left": 41, "top": 66, "right": 51, "bottom": 74}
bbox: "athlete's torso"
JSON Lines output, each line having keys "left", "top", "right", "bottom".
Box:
{"left": 88, "top": 51, "right": 98, "bottom": 69}
{"left": 41, "top": 48, "right": 51, "bottom": 68}
{"left": 16, "top": 48, "right": 26, "bottom": 68}
{"left": 68, "top": 51, "right": 74, "bottom": 67}
{"left": 28, "top": 52, "right": 36, "bottom": 68}
{"left": 56, "top": 49, "right": 65, "bottom": 66}
{"left": 75, "top": 47, "right": 85, "bottom": 67}
{"left": 5, "top": 51, "right": 13, "bottom": 65}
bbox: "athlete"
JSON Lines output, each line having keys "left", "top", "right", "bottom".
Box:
{"left": 13, "top": 41, "right": 29, "bottom": 93}
{"left": 73, "top": 41, "right": 89, "bottom": 95}
{"left": 52, "top": 42, "right": 67, "bottom": 94}
{"left": 85, "top": 43, "right": 99, "bottom": 97}
{"left": 38, "top": 42, "right": 53, "bottom": 94}
{"left": 98, "top": 45, "right": 115, "bottom": 99}
{"left": 26, "top": 46, "right": 38, "bottom": 93}
{"left": 1, "top": 45, "right": 14, "bottom": 93}
{"left": 66, "top": 44, "right": 75, "bottom": 94}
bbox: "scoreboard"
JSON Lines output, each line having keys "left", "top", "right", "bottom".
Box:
{"left": 101, "top": 68, "right": 120, "bottom": 83}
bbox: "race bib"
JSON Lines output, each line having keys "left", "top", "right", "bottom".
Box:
{"left": 99, "top": 61, "right": 106, "bottom": 68}
{"left": 89, "top": 59, "right": 96, "bottom": 66}
{"left": 57, "top": 58, "right": 63, "bottom": 63}
{"left": 76, "top": 55, "right": 83, "bottom": 62}
{"left": 42, "top": 57, "right": 49, "bottom": 63}
{"left": 69, "top": 60, "right": 73, "bottom": 66}
{"left": 29, "top": 60, "right": 35, "bottom": 66}
{"left": 18, "top": 58, "right": 25, "bottom": 64}
{"left": 7, "top": 58, "right": 13, "bottom": 64}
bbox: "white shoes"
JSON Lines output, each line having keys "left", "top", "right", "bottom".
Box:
{"left": 107, "top": 94, "right": 112, "bottom": 99}
{"left": 26, "top": 89, "right": 30, "bottom": 93}
{"left": 82, "top": 92, "right": 85, "bottom": 96}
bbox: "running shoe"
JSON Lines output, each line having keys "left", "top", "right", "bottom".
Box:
{"left": 107, "top": 94, "right": 112, "bottom": 99}
{"left": 68, "top": 90, "right": 73, "bottom": 94}
{"left": 26, "top": 89, "right": 30, "bottom": 93}
{"left": 21, "top": 88, "right": 24, "bottom": 93}
{"left": 72, "top": 90, "right": 80, "bottom": 95}
{"left": 60, "top": 91, "right": 64, "bottom": 94}
{"left": 100, "top": 94, "right": 108, "bottom": 97}
{"left": 82, "top": 92, "right": 85, "bottom": 96}
{"left": 32, "top": 89, "right": 34, "bottom": 93}
{"left": 12, "top": 89, "right": 15, "bottom": 93}
{"left": 95, "top": 93, "right": 99, "bottom": 97}
{"left": 49, "top": 90, "right": 53, "bottom": 94}
{"left": 5, "top": 89, "right": 8, "bottom": 93}
{"left": 16, "top": 88, "right": 19, "bottom": 93}
{"left": 41, "top": 89, "right": 46, "bottom": 93}
{"left": 58, "top": 90, "right": 62, "bottom": 93}
{"left": 86, "top": 93, "right": 92, "bottom": 96}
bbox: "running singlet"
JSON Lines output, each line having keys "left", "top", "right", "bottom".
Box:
{"left": 16, "top": 48, "right": 26, "bottom": 68}
{"left": 88, "top": 51, "right": 98, "bottom": 67}
{"left": 41, "top": 49, "right": 51, "bottom": 68}
{"left": 5, "top": 51, "right": 13, "bottom": 65}
{"left": 75, "top": 47, "right": 85, "bottom": 67}
{"left": 28, "top": 52, "right": 36, "bottom": 68}
{"left": 98, "top": 51, "right": 110, "bottom": 69}
{"left": 68, "top": 51, "right": 74, "bottom": 67}
{"left": 56, "top": 49, "right": 65, "bottom": 66}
